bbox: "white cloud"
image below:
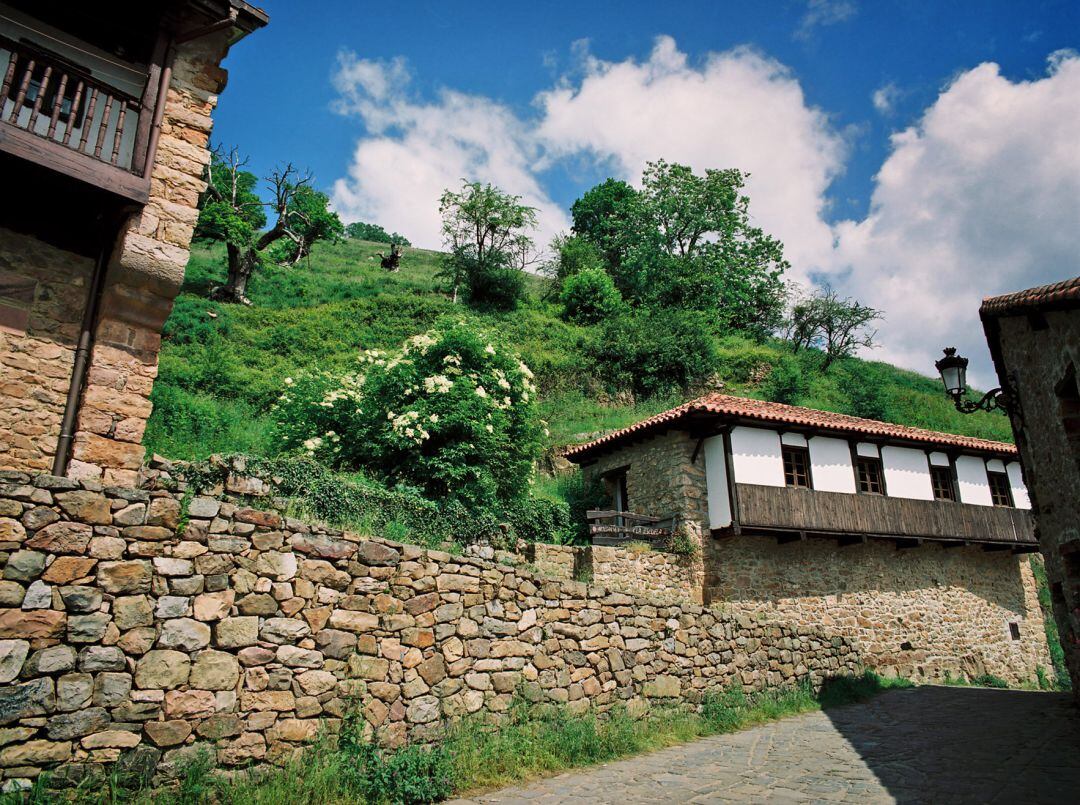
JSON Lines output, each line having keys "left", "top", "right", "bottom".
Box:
{"left": 833, "top": 53, "right": 1080, "bottom": 384}
{"left": 795, "top": 0, "right": 858, "bottom": 41}
{"left": 871, "top": 82, "right": 900, "bottom": 115}
{"left": 330, "top": 51, "right": 569, "bottom": 251}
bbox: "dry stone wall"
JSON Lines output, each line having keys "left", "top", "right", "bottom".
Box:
{"left": 0, "top": 471, "right": 860, "bottom": 789}
{"left": 705, "top": 535, "right": 1050, "bottom": 686}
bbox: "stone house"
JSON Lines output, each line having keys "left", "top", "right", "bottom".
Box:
{"left": 0, "top": 1, "right": 266, "bottom": 484}
{"left": 981, "top": 275, "right": 1080, "bottom": 692}
{"left": 567, "top": 393, "right": 1051, "bottom": 684}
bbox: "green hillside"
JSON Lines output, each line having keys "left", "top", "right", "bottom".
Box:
{"left": 146, "top": 237, "right": 1012, "bottom": 467}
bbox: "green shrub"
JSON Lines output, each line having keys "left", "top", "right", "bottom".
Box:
{"left": 594, "top": 308, "right": 719, "bottom": 398}
{"left": 504, "top": 495, "right": 572, "bottom": 546}
{"left": 459, "top": 253, "right": 528, "bottom": 312}
{"left": 339, "top": 714, "right": 453, "bottom": 804}
{"left": 274, "top": 322, "right": 543, "bottom": 511}
{"left": 971, "top": 673, "right": 1009, "bottom": 689}
{"left": 762, "top": 355, "right": 808, "bottom": 405}
{"left": 559, "top": 268, "right": 624, "bottom": 325}
{"left": 837, "top": 361, "right": 892, "bottom": 421}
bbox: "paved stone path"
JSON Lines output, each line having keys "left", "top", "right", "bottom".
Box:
{"left": 450, "top": 686, "right": 1080, "bottom": 804}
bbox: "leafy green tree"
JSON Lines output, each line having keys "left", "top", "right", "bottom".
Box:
{"left": 438, "top": 181, "right": 538, "bottom": 306}
{"left": 274, "top": 323, "right": 543, "bottom": 510}
{"left": 572, "top": 161, "right": 789, "bottom": 336}
{"left": 268, "top": 185, "right": 344, "bottom": 266}
{"left": 571, "top": 178, "right": 639, "bottom": 290}
{"left": 197, "top": 147, "right": 339, "bottom": 304}
{"left": 345, "top": 221, "right": 411, "bottom": 246}
{"left": 559, "top": 267, "right": 625, "bottom": 325}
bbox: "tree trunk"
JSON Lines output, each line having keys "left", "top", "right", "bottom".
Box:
{"left": 212, "top": 243, "right": 258, "bottom": 304}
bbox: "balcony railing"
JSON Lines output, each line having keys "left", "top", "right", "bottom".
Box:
{"left": 587, "top": 510, "right": 676, "bottom": 547}
{"left": 0, "top": 35, "right": 156, "bottom": 202}
{"left": 733, "top": 483, "right": 1035, "bottom": 548}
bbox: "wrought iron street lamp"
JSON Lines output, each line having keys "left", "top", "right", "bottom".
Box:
{"left": 935, "top": 347, "right": 1017, "bottom": 416}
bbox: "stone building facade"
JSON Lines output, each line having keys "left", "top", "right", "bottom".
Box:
{"left": 0, "top": 2, "right": 267, "bottom": 484}
{"left": 981, "top": 275, "right": 1080, "bottom": 693}
{"left": 0, "top": 473, "right": 861, "bottom": 788}
{"left": 569, "top": 394, "right": 1052, "bottom": 685}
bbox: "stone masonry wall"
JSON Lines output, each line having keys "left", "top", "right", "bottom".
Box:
{"left": 705, "top": 535, "right": 1050, "bottom": 686}
{"left": 990, "top": 307, "right": 1080, "bottom": 694}
{"left": 591, "top": 545, "right": 697, "bottom": 605}
{"left": 0, "top": 230, "right": 93, "bottom": 474}
{"left": 0, "top": 472, "right": 860, "bottom": 789}
{"left": 68, "top": 32, "right": 236, "bottom": 487}
{"left": 581, "top": 431, "right": 708, "bottom": 603}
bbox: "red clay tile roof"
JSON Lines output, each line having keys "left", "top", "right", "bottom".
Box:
{"left": 564, "top": 393, "right": 1017, "bottom": 460}
{"left": 980, "top": 275, "right": 1080, "bottom": 317}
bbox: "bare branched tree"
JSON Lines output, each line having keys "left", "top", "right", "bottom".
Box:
{"left": 200, "top": 147, "right": 314, "bottom": 304}
{"left": 782, "top": 284, "right": 883, "bottom": 368}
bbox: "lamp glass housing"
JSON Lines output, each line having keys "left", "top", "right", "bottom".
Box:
{"left": 935, "top": 348, "right": 968, "bottom": 397}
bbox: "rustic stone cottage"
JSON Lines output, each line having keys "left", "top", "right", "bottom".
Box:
{"left": 981, "top": 275, "right": 1080, "bottom": 693}
{"left": 567, "top": 393, "right": 1050, "bottom": 683}
{"left": 0, "top": 0, "right": 267, "bottom": 484}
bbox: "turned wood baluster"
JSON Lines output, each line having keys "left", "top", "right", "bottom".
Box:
{"left": 0, "top": 50, "right": 18, "bottom": 103}
{"left": 112, "top": 102, "right": 133, "bottom": 164}
{"left": 78, "top": 87, "right": 98, "bottom": 152}
{"left": 8, "top": 57, "right": 34, "bottom": 123}
{"left": 46, "top": 72, "right": 69, "bottom": 139}
{"left": 93, "top": 93, "right": 114, "bottom": 159}
{"left": 61, "top": 80, "right": 84, "bottom": 146}
{"left": 27, "top": 64, "right": 51, "bottom": 131}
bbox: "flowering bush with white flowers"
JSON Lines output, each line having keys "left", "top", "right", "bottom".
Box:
{"left": 274, "top": 322, "right": 545, "bottom": 510}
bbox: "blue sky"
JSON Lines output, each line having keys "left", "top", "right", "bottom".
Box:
{"left": 212, "top": 1, "right": 1080, "bottom": 381}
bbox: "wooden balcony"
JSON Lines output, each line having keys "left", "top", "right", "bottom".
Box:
{"left": 587, "top": 510, "right": 676, "bottom": 547}
{"left": 0, "top": 34, "right": 158, "bottom": 203}
{"left": 733, "top": 483, "right": 1036, "bottom": 549}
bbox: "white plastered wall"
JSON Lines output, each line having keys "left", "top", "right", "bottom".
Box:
{"left": 1006, "top": 461, "right": 1031, "bottom": 509}
{"left": 807, "top": 436, "right": 856, "bottom": 493}
{"left": 955, "top": 455, "right": 993, "bottom": 506}
{"left": 730, "top": 427, "right": 785, "bottom": 487}
{"left": 703, "top": 435, "right": 732, "bottom": 528}
{"left": 881, "top": 446, "right": 934, "bottom": 500}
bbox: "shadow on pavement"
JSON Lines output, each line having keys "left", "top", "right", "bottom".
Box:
{"left": 821, "top": 685, "right": 1080, "bottom": 803}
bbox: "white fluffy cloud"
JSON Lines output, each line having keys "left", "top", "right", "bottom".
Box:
{"left": 330, "top": 51, "right": 569, "bottom": 251}
{"left": 330, "top": 41, "right": 1080, "bottom": 385}
{"left": 833, "top": 53, "right": 1080, "bottom": 384}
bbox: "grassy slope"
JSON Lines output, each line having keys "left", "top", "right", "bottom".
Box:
{"left": 146, "top": 238, "right": 1012, "bottom": 462}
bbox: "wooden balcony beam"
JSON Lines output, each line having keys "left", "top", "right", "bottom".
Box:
{"left": 0, "top": 122, "right": 149, "bottom": 203}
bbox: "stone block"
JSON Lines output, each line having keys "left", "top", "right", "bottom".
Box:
{"left": 216, "top": 617, "right": 259, "bottom": 649}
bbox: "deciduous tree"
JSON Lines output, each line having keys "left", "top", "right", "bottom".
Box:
{"left": 438, "top": 181, "right": 538, "bottom": 306}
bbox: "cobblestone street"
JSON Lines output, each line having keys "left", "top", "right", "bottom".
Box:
{"left": 451, "top": 686, "right": 1080, "bottom": 804}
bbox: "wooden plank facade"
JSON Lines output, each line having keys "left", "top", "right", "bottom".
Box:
{"left": 734, "top": 482, "right": 1034, "bottom": 547}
